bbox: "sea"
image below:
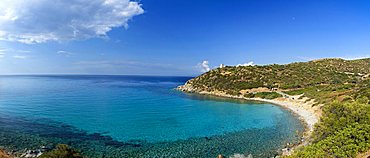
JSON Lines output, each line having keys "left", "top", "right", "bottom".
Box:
{"left": 0, "top": 75, "right": 304, "bottom": 157}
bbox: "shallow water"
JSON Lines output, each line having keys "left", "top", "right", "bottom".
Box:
{"left": 0, "top": 75, "right": 304, "bottom": 157}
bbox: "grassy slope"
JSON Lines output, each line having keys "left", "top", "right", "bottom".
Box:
{"left": 185, "top": 58, "right": 370, "bottom": 158}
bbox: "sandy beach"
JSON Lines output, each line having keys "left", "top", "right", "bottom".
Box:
{"left": 182, "top": 89, "right": 321, "bottom": 131}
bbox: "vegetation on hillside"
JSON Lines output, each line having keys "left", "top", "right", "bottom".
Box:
{"left": 244, "top": 92, "right": 282, "bottom": 99}
{"left": 185, "top": 58, "right": 370, "bottom": 157}
{"left": 187, "top": 58, "right": 370, "bottom": 96}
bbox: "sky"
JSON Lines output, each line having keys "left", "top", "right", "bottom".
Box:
{"left": 0, "top": 0, "right": 370, "bottom": 76}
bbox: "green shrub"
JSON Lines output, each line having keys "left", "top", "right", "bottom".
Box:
{"left": 40, "top": 144, "right": 82, "bottom": 158}
{"left": 288, "top": 101, "right": 370, "bottom": 158}
{"left": 289, "top": 123, "right": 370, "bottom": 158}
{"left": 313, "top": 101, "right": 370, "bottom": 141}
{"left": 244, "top": 93, "right": 255, "bottom": 98}
{"left": 254, "top": 92, "right": 282, "bottom": 99}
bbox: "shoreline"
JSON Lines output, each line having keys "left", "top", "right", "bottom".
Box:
{"left": 177, "top": 85, "right": 322, "bottom": 155}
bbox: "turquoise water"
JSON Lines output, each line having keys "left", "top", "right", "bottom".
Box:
{"left": 0, "top": 75, "right": 304, "bottom": 157}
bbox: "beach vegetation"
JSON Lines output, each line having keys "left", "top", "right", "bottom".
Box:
{"left": 244, "top": 92, "right": 282, "bottom": 99}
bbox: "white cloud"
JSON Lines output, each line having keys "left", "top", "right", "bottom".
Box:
{"left": 0, "top": 52, "right": 5, "bottom": 58}
{"left": 57, "top": 50, "right": 72, "bottom": 57}
{"left": 341, "top": 55, "right": 370, "bottom": 60}
{"left": 13, "top": 55, "right": 27, "bottom": 59}
{"left": 237, "top": 61, "right": 254, "bottom": 67}
{"left": 197, "top": 60, "right": 211, "bottom": 73}
{"left": 0, "top": 0, "right": 144, "bottom": 44}
{"left": 0, "top": 8, "right": 18, "bottom": 21}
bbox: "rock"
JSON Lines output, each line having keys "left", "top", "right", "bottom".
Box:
{"left": 40, "top": 146, "right": 50, "bottom": 152}
{"left": 229, "top": 153, "right": 253, "bottom": 158}
{"left": 176, "top": 84, "right": 196, "bottom": 92}
{"left": 20, "top": 149, "right": 43, "bottom": 158}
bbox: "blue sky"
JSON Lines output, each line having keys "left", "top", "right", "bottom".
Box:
{"left": 0, "top": 0, "right": 369, "bottom": 76}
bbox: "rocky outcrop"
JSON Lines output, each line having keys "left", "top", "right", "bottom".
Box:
{"left": 176, "top": 82, "right": 196, "bottom": 92}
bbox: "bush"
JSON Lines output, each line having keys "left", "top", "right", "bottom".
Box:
{"left": 313, "top": 101, "right": 370, "bottom": 141}
{"left": 243, "top": 92, "right": 283, "bottom": 99}
{"left": 288, "top": 101, "right": 370, "bottom": 158}
{"left": 290, "top": 123, "right": 370, "bottom": 158}
{"left": 40, "top": 144, "right": 82, "bottom": 158}
{"left": 254, "top": 92, "right": 282, "bottom": 99}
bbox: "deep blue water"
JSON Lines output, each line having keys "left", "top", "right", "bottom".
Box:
{"left": 0, "top": 75, "right": 304, "bottom": 157}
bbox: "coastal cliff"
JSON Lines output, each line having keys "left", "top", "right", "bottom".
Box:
{"left": 178, "top": 58, "right": 370, "bottom": 158}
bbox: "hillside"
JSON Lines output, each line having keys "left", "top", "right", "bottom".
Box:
{"left": 179, "top": 58, "right": 370, "bottom": 158}
{"left": 183, "top": 58, "right": 369, "bottom": 104}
